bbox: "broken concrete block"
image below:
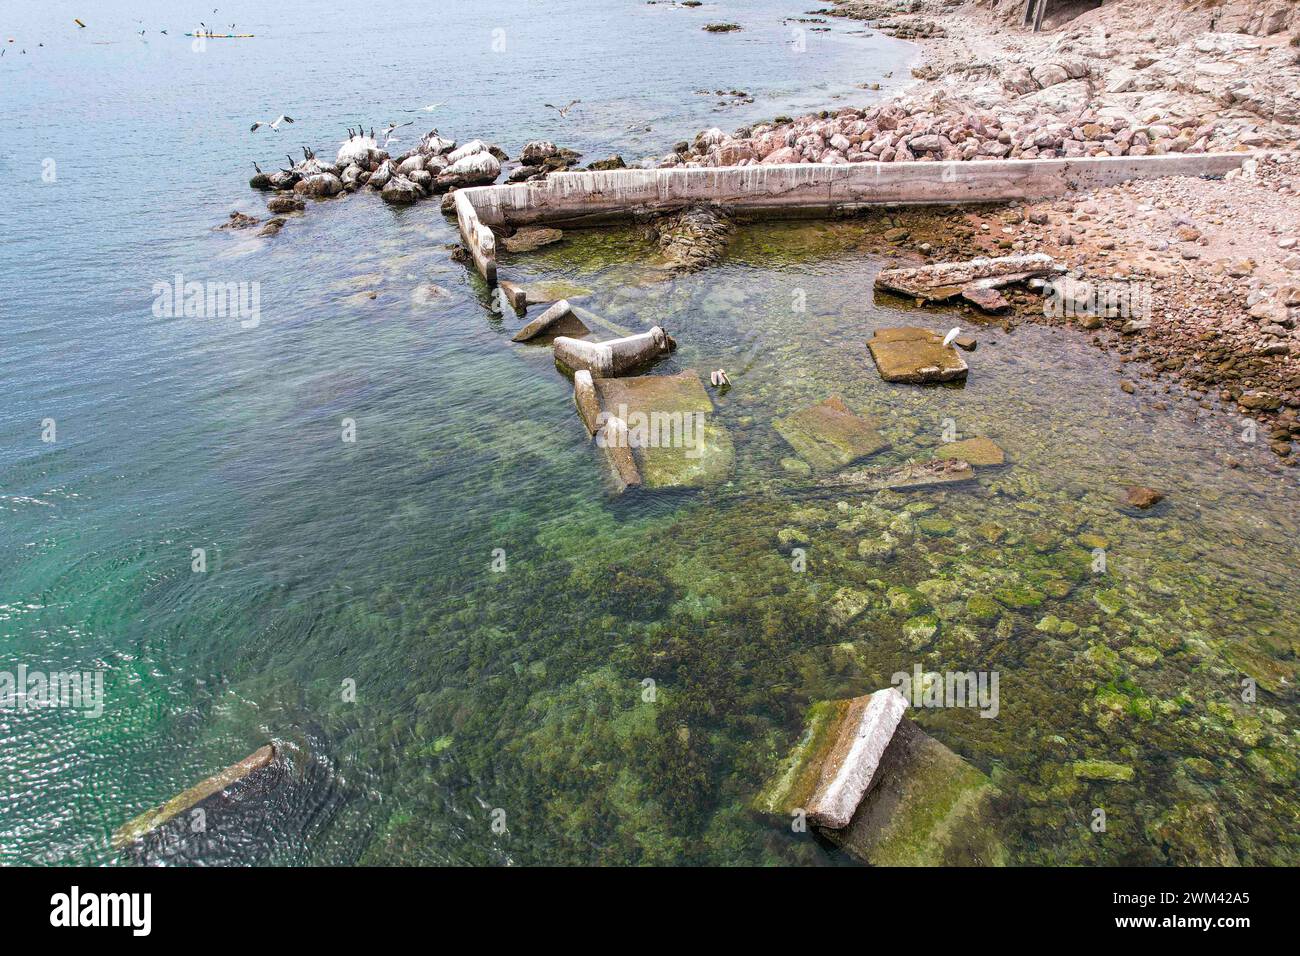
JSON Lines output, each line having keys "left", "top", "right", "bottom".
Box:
{"left": 597, "top": 415, "right": 642, "bottom": 492}
{"left": 934, "top": 436, "right": 1006, "bottom": 466}
{"left": 591, "top": 370, "right": 733, "bottom": 489}
{"left": 867, "top": 327, "right": 969, "bottom": 384}
{"left": 512, "top": 299, "right": 591, "bottom": 342}
{"left": 498, "top": 279, "right": 528, "bottom": 312}
{"left": 820, "top": 458, "right": 976, "bottom": 492}
{"left": 112, "top": 745, "right": 276, "bottom": 850}
{"left": 875, "top": 254, "right": 1063, "bottom": 303}
{"left": 821, "top": 718, "right": 1006, "bottom": 866}
{"left": 520, "top": 280, "right": 592, "bottom": 305}
{"left": 573, "top": 370, "right": 601, "bottom": 435}
{"left": 502, "top": 226, "right": 564, "bottom": 253}
{"left": 554, "top": 326, "right": 675, "bottom": 377}
{"left": 773, "top": 395, "right": 889, "bottom": 472}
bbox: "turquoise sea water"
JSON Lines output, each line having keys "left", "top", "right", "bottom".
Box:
{"left": 3, "top": 3, "right": 1297, "bottom": 867}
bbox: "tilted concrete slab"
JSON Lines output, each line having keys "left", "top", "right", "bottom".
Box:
{"left": 773, "top": 395, "right": 889, "bottom": 473}
{"left": 868, "top": 327, "right": 970, "bottom": 383}
{"left": 455, "top": 153, "right": 1251, "bottom": 281}
{"left": 112, "top": 744, "right": 277, "bottom": 850}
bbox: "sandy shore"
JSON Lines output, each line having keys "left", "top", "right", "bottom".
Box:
{"left": 666, "top": 0, "right": 1300, "bottom": 464}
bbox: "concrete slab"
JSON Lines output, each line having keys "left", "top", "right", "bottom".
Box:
{"left": 820, "top": 458, "right": 977, "bottom": 492}
{"left": 512, "top": 299, "right": 591, "bottom": 342}
{"left": 868, "top": 327, "right": 969, "bottom": 384}
{"left": 822, "top": 718, "right": 1006, "bottom": 866}
{"left": 773, "top": 395, "right": 889, "bottom": 472}
{"left": 589, "top": 370, "right": 733, "bottom": 490}
{"left": 934, "top": 436, "right": 1006, "bottom": 466}
{"left": 112, "top": 745, "right": 277, "bottom": 850}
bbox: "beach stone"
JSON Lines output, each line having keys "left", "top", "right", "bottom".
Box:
{"left": 267, "top": 195, "right": 305, "bottom": 214}
{"left": 503, "top": 226, "right": 564, "bottom": 253}
{"left": 436, "top": 151, "right": 501, "bottom": 189}
{"left": 589, "top": 370, "right": 733, "bottom": 489}
{"left": 293, "top": 173, "right": 343, "bottom": 198}
{"left": 1123, "top": 485, "right": 1165, "bottom": 509}
{"left": 960, "top": 285, "right": 1010, "bottom": 313}
{"left": 822, "top": 717, "right": 1006, "bottom": 866}
{"left": 934, "top": 436, "right": 1006, "bottom": 467}
{"left": 381, "top": 175, "right": 422, "bottom": 204}
{"left": 772, "top": 395, "right": 888, "bottom": 472}
{"left": 520, "top": 140, "right": 559, "bottom": 165}
{"left": 752, "top": 690, "right": 908, "bottom": 829}
{"left": 867, "top": 327, "right": 970, "bottom": 384}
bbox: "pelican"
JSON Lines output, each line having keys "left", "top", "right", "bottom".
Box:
{"left": 250, "top": 115, "right": 294, "bottom": 133}
{"left": 942, "top": 327, "right": 961, "bottom": 348}
{"left": 709, "top": 369, "right": 730, "bottom": 388}
{"left": 544, "top": 100, "right": 581, "bottom": 119}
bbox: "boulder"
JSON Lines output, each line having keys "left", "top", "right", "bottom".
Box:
{"left": 381, "top": 175, "right": 423, "bottom": 204}
{"left": 867, "top": 327, "right": 970, "bottom": 384}
{"left": 293, "top": 173, "right": 343, "bottom": 198}
{"left": 773, "top": 395, "right": 889, "bottom": 473}
{"left": 267, "top": 195, "right": 305, "bottom": 214}
{"left": 1123, "top": 485, "right": 1165, "bottom": 509}
{"left": 446, "top": 139, "right": 489, "bottom": 164}
{"left": 521, "top": 140, "right": 558, "bottom": 165}
{"left": 436, "top": 151, "right": 501, "bottom": 188}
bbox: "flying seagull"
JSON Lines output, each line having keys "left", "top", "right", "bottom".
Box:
{"left": 941, "top": 327, "right": 962, "bottom": 348}
{"left": 251, "top": 115, "right": 294, "bottom": 133}
{"left": 544, "top": 100, "right": 581, "bottom": 119}
{"left": 402, "top": 103, "right": 446, "bottom": 113}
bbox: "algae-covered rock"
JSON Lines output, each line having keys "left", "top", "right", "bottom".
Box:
{"left": 965, "top": 593, "right": 1000, "bottom": 623}
{"left": 1071, "top": 759, "right": 1135, "bottom": 783}
{"left": 822, "top": 718, "right": 1006, "bottom": 866}
{"left": 772, "top": 395, "right": 888, "bottom": 472}
{"left": 1147, "top": 802, "right": 1240, "bottom": 866}
{"left": 934, "top": 436, "right": 1006, "bottom": 467}
{"left": 993, "top": 586, "right": 1045, "bottom": 610}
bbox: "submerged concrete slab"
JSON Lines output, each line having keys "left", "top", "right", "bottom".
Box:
{"left": 512, "top": 299, "right": 591, "bottom": 342}
{"left": 934, "top": 436, "right": 1006, "bottom": 466}
{"left": 112, "top": 744, "right": 276, "bottom": 850}
{"left": 821, "top": 718, "right": 1006, "bottom": 866}
{"left": 589, "top": 370, "right": 733, "bottom": 489}
{"left": 773, "top": 395, "right": 889, "bottom": 472}
{"left": 868, "top": 327, "right": 969, "bottom": 384}
{"left": 820, "top": 458, "right": 977, "bottom": 492}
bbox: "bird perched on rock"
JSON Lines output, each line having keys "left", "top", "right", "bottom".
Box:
{"left": 250, "top": 115, "right": 294, "bottom": 133}
{"left": 942, "top": 327, "right": 961, "bottom": 348}
{"left": 709, "top": 369, "right": 730, "bottom": 388}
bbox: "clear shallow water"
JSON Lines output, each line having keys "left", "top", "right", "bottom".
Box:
{"left": 2, "top": 4, "right": 1296, "bottom": 866}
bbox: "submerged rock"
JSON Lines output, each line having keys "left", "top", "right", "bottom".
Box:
{"left": 821, "top": 458, "right": 976, "bottom": 492}
{"left": 867, "top": 327, "right": 969, "bottom": 384}
{"left": 773, "top": 395, "right": 889, "bottom": 472}
{"left": 503, "top": 226, "right": 564, "bottom": 253}
{"left": 1123, "top": 485, "right": 1166, "bottom": 509}
{"left": 934, "top": 436, "right": 1005, "bottom": 466}
{"left": 216, "top": 211, "right": 261, "bottom": 230}
{"left": 647, "top": 204, "right": 735, "bottom": 271}
{"left": 267, "top": 195, "right": 305, "bottom": 214}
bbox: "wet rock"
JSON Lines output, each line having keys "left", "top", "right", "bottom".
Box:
{"left": 368, "top": 160, "right": 395, "bottom": 190}
{"left": 647, "top": 204, "right": 735, "bottom": 271}
{"left": 520, "top": 140, "right": 558, "bottom": 166}
{"left": 821, "top": 458, "right": 976, "bottom": 492}
{"left": 867, "top": 327, "right": 969, "bottom": 384}
{"left": 503, "top": 226, "right": 564, "bottom": 253}
{"left": 257, "top": 217, "right": 285, "bottom": 238}
{"left": 1072, "top": 760, "right": 1134, "bottom": 783}
{"left": 586, "top": 155, "right": 627, "bottom": 171}
{"left": 512, "top": 299, "right": 591, "bottom": 342}
{"left": 267, "top": 195, "right": 305, "bottom": 214}
{"left": 934, "top": 436, "right": 1005, "bottom": 466}
{"left": 1123, "top": 485, "right": 1165, "bottom": 509}
{"left": 772, "top": 395, "right": 889, "bottom": 472}
{"left": 216, "top": 211, "right": 261, "bottom": 230}
{"left": 960, "top": 285, "right": 1010, "bottom": 313}
{"left": 250, "top": 171, "right": 273, "bottom": 190}
{"left": 293, "top": 173, "right": 343, "bottom": 198}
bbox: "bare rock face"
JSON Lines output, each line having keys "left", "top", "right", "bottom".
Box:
{"left": 646, "top": 204, "right": 735, "bottom": 271}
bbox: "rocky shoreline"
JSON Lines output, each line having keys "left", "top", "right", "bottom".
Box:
{"left": 658, "top": 0, "right": 1300, "bottom": 464}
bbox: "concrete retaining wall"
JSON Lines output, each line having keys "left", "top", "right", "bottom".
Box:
{"left": 456, "top": 152, "right": 1251, "bottom": 281}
